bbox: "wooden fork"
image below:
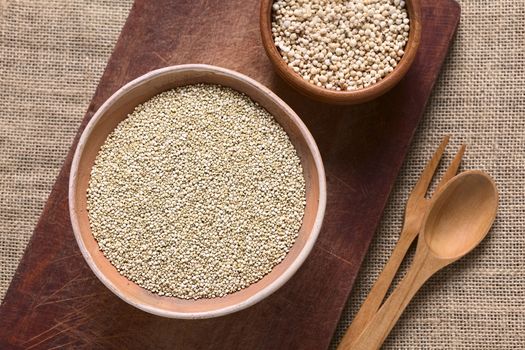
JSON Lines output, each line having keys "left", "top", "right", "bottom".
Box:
{"left": 337, "top": 136, "right": 466, "bottom": 349}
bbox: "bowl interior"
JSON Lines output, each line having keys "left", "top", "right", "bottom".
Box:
{"left": 259, "top": 0, "right": 422, "bottom": 104}
{"left": 70, "top": 65, "right": 324, "bottom": 317}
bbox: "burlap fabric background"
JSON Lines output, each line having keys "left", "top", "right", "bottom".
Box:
{"left": 0, "top": 0, "right": 523, "bottom": 348}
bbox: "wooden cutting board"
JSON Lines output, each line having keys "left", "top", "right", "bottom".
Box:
{"left": 0, "top": 0, "right": 460, "bottom": 349}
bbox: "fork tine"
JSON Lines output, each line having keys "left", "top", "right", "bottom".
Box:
{"left": 435, "top": 144, "right": 466, "bottom": 192}
{"left": 411, "top": 135, "right": 450, "bottom": 198}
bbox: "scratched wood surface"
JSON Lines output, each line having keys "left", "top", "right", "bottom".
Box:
{"left": 0, "top": 0, "right": 460, "bottom": 349}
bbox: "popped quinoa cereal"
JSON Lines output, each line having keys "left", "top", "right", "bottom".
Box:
{"left": 271, "top": 0, "right": 410, "bottom": 90}
{"left": 87, "top": 84, "right": 306, "bottom": 299}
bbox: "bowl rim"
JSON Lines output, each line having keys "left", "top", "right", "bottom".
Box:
{"left": 259, "top": 0, "right": 422, "bottom": 104}
{"left": 69, "top": 64, "right": 327, "bottom": 319}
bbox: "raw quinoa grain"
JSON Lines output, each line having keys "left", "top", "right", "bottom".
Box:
{"left": 87, "top": 84, "right": 306, "bottom": 299}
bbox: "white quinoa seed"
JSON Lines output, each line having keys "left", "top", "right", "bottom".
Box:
{"left": 87, "top": 84, "right": 306, "bottom": 300}
{"left": 271, "top": 0, "right": 410, "bottom": 90}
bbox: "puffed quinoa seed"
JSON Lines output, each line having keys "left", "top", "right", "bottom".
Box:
{"left": 87, "top": 84, "right": 306, "bottom": 299}
{"left": 271, "top": 0, "right": 410, "bottom": 90}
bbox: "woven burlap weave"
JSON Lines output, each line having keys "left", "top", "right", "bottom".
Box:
{"left": 0, "top": 0, "right": 523, "bottom": 348}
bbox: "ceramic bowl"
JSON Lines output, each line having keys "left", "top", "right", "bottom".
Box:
{"left": 69, "top": 64, "right": 326, "bottom": 319}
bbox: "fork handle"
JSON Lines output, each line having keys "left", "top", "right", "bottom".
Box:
{"left": 347, "top": 243, "right": 442, "bottom": 350}
{"left": 337, "top": 227, "right": 417, "bottom": 349}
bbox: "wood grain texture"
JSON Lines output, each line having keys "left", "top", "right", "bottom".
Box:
{"left": 0, "top": 0, "right": 460, "bottom": 349}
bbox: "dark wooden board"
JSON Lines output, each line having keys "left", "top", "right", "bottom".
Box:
{"left": 0, "top": 0, "right": 460, "bottom": 349}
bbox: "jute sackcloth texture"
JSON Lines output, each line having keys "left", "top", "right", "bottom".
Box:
{"left": 0, "top": 0, "right": 132, "bottom": 297}
{"left": 0, "top": 1, "right": 523, "bottom": 349}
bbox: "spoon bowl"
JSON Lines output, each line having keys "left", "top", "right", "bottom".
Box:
{"left": 423, "top": 170, "right": 499, "bottom": 260}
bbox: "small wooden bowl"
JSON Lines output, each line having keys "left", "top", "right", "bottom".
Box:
{"left": 69, "top": 64, "right": 326, "bottom": 319}
{"left": 260, "top": 0, "right": 422, "bottom": 105}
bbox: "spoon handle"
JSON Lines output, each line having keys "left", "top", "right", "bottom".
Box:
{"left": 348, "top": 244, "right": 443, "bottom": 350}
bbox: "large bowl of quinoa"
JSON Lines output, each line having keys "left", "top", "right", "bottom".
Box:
{"left": 69, "top": 64, "right": 326, "bottom": 319}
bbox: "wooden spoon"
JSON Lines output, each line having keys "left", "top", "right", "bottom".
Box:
{"left": 347, "top": 170, "right": 498, "bottom": 350}
{"left": 338, "top": 137, "right": 465, "bottom": 349}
